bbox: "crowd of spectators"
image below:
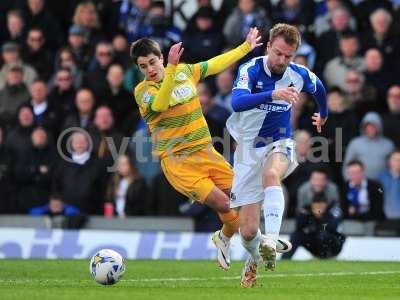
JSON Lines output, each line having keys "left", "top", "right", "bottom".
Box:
{"left": 0, "top": 0, "right": 400, "bottom": 232}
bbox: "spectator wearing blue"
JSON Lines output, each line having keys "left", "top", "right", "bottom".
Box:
{"left": 343, "top": 160, "right": 385, "bottom": 221}
{"left": 140, "top": 1, "right": 181, "bottom": 57}
{"left": 30, "top": 194, "right": 80, "bottom": 217}
{"left": 379, "top": 150, "right": 400, "bottom": 220}
{"left": 118, "top": 0, "right": 151, "bottom": 43}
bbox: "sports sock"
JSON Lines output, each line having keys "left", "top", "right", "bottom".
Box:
{"left": 263, "top": 186, "right": 285, "bottom": 248}
{"left": 218, "top": 209, "right": 240, "bottom": 238}
{"left": 240, "top": 228, "right": 261, "bottom": 261}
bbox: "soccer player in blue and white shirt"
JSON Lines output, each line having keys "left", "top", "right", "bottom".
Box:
{"left": 227, "top": 24, "right": 328, "bottom": 288}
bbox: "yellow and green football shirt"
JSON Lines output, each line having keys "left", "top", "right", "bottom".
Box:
{"left": 134, "top": 42, "right": 252, "bottom": 159}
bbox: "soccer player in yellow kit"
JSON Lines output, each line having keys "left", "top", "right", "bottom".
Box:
{"left": 131, "top": 28, "right": 262, "bottom": 270}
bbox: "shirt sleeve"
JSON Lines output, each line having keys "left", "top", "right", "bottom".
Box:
{"left": 299, "top": 66, "right": 328, "bottom": 118}
{"left": 134, "top": 84, "right": 157, "bottom": 114}
{"left": 232, "top": 60, "right": 258, "bottom": 92}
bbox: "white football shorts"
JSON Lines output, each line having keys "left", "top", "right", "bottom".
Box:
{"left": 230, "top": 138, "right": 298, "bottom": 208}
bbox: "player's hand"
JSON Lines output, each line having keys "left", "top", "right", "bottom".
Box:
{"left": 245, "top": 27, "right": 263, "bottom": 50}
{"left": 272, "top": 87, "right": 299, "bottom": 104}
{"left": 168, "top": 42, "right": 184, "bottom": 65}
{"left": 311, "top": 112, "right": 327, "bottom": 133}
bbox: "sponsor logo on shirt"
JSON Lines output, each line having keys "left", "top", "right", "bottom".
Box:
{"left": 258, "top": 103, "right": 291, "bottom": 112}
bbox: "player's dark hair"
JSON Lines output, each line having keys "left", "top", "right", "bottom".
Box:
{"left": 130, "top": 38, "right": 162, "bottom": 64}
{"left": 269, "top": 23, "right": 301, "bottom": 49}
{"left": 346, "top": 159, "right": 364, "bottom": 169}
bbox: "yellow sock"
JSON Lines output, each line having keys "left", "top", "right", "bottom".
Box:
{"left": 218, "top": 209, "right": 240, "bottom": 238}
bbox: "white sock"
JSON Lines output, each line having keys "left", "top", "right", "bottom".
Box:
{"left": 240, "top": 229, "right": 261, "bottom": 261}
{"left": 263, "top": 186, "right": 285, "bottom": 248}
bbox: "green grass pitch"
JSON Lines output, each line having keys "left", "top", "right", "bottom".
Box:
{"left": 0, "top": 260, "right": 399, "bottom": 300}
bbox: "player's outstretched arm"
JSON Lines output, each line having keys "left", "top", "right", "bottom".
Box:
{"left": 150, "top": 43, "right": 184, "bottom": 112}
{"left": 203, "top": 27, "right": 262, "bottom": 78}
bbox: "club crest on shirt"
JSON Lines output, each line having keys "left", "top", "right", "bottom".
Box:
{"left": 175, "top": 72, "right": 188, "bottom": 81}
{"left": 142, "top": 91, "right": 152, "bottom": 103}
{"left": 237, "top": 73, "right": 249, "bottom": 89}
{"left": 256, "top": 81, "right": 263, "bottom": 89}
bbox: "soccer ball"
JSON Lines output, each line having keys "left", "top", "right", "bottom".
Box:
{"left": 89, "top": 249, "right": 126, "bottom": 285}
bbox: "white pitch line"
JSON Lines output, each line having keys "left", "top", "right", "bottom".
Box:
{"left": 0, "top": 270, "right": 399, "bottom": 284}
{"left": 123, "top": 270, "right": 400, "bottom": 283}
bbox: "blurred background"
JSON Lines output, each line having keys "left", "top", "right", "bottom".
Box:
{"left": 0, "top": 0, "right": 400, "bottom": 261}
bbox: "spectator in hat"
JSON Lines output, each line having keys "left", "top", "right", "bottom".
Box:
{"left": 0, "top": 64, "right": 30, "bottom": 125}
{"left": 67, "top": 24, "right": 91, "bottom": 69}
{"left": 0, "top": 42, "right": 37, "bottom": 90}
{"left": 344, "top": 112, "right": 394, "bottom": 180}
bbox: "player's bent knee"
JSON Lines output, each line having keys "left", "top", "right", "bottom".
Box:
{"left": 262, "top": 168, "right": 279, "bottom": 186}
{"left": 240, "top": 226, "right": 258, "bottom": 241}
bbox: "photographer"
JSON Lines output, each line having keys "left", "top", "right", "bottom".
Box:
{"left": 282, "top": 193, "right": 345, "bottom": 259}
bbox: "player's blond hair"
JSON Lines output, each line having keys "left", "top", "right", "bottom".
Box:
{"left": 269, "top": 23, "right": 301, "bottom": 49}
